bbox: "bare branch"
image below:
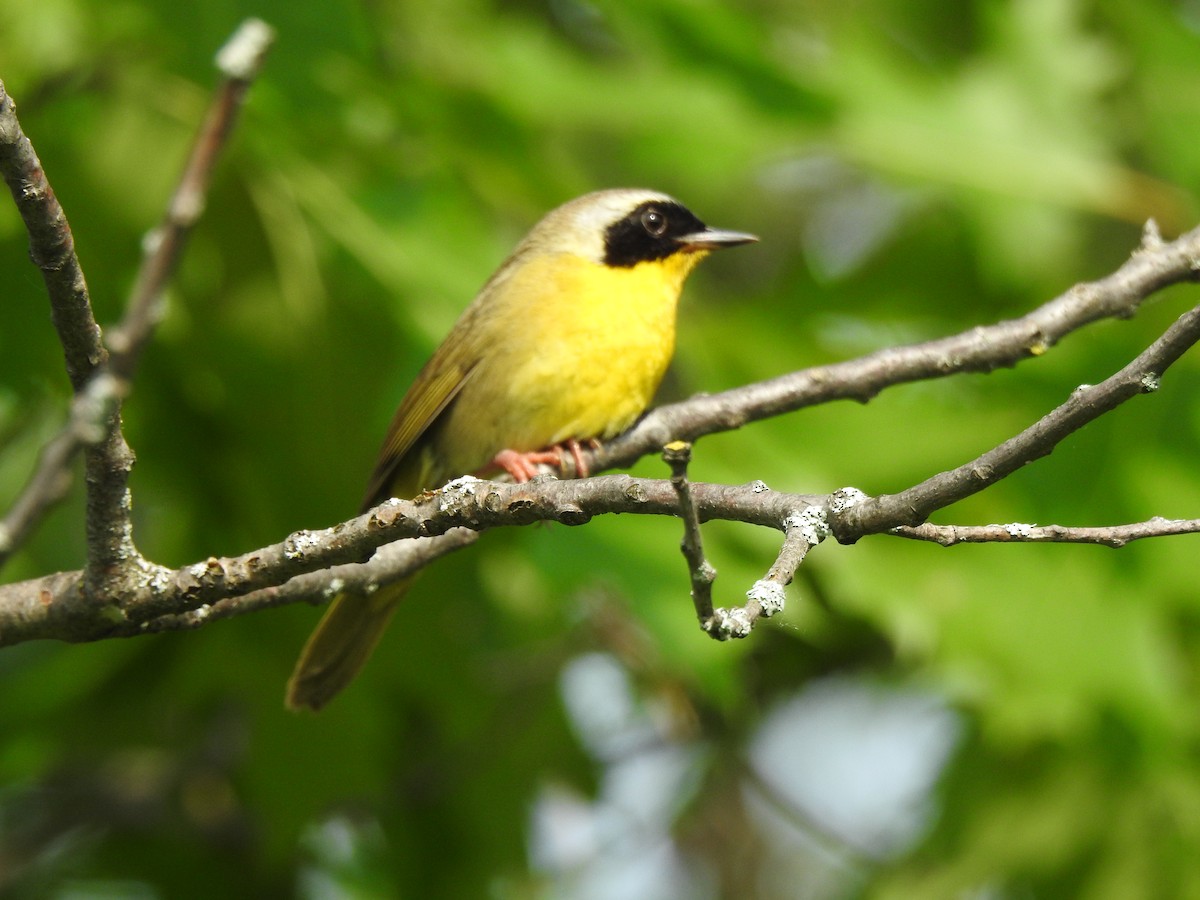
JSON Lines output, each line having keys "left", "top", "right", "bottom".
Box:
{"left": 0, "top": 375, "right": 121, "bottom": 566}
{"left": 0, "top": 79, "right": 104, "bottom": 391}
{"left": 0, "top": 76, "right": 125, "bottom": 578}
{"left": 663, "top": 441, "right": 717, "bottom": 624}
{"left": 0, "top": 476, "right": 820, "bottom": 646}
{"left": 140, "top": 529, "right": 479, "bottom": 635}
{"left": 4, "top": 56, "right": 1200, "bottom": 652}
{"left": 106, "top": 18, "right": 275, "bottom": 374}
{"left": 0, "top": 20, "right": 274, "bottom": 576}
{"left": 893, "top": 517, "right": 1200, "bottom": 548}
{"left": 591, "top": 221, "right": 1200, "bottom": 476}
{"left": 837, "top": 300, "right": 1200, "bottom": 539}
{"left": 84, "top": 21, "right": 275, "bottom": 593}
{"left": 704, "top": 501, "right": 831, "bottom": 640}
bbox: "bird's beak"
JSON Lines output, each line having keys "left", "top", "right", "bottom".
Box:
{"left": 674, "top": 227, "right": 759, "bottom": 252}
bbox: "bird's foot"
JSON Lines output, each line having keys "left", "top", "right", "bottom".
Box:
{"left": 490, "top": 438, "right": 598, "bottom": 482}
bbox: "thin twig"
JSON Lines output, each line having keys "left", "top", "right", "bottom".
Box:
{"left": 704, "top": 503, "right": 829, "bottom": 640}
{"left": 139, "top": 529, "right": 479, "bottom": 634}
{"left": 0, "top": 80, "right": 104, "bottom": 390}
{"left": 106, "top": 18, "right": 275, "bottom": 374}
{"left": 663, "top": 441, "right": 716, "bottom": 623}
{"left": 893, "top": 517, "right": 1200, "bottom": 548}
{"left": 836, "top": 301, "right": 1200, "bottom": 539}
{"left": 0, "top": 374, "right": 121, "bottom": 566}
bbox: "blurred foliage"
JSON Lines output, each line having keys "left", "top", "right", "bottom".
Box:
{"left": 2, "top": 0, "right": 1200, "bottom": 897}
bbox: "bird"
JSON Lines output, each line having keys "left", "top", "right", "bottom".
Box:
{"left": 286, "top": 188, "right": 757, "bottom": 711}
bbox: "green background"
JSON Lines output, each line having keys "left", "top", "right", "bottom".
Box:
{"left": 3, "top": 1, "right": 1200, "bottom": 897}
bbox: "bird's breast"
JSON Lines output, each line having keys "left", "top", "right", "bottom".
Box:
{"left": 437, "top": 251, "right": 701, "bottom": 467}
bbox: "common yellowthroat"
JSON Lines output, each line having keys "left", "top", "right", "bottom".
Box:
{"left": 286, "top": 189, "right": 756, "bottom": 711}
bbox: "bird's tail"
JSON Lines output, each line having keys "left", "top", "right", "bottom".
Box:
{"left": 285, "top": 576, "right": 413, "bottom": 711}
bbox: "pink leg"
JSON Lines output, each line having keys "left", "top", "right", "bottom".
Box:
{"left": 488, "top": 439, "right": 598, "bottom": 482}
{"left": 565, "top": 439, "right": 588, "bottom": 479}
{"left": 491, "top": 447, "right": 564, "bottom": 483}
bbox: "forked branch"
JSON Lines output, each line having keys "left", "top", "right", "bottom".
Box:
{"left": 2, "top": 27, "right": 1199, "bottom": 648}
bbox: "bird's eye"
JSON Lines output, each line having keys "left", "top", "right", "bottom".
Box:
{"left": 641, "top": 208, "right": 668, "bottom": 237}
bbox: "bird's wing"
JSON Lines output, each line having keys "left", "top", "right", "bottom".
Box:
{"left": 359, "top": 350, "right": 478, "bottom": 512}
{"left": 357, "top": 250, "right": 529, "bottom": 512}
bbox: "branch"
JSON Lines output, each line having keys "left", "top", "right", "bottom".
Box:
{"left": 0, "top": 77, "right": 116, "bottom": 572}
{"left": 706, "top": 504, "right": 832, "bottom": 639}
{"left": 4, "top": 62, "right": 1200, "bottom": 649}
{"left": 106, "top": 18, "right": 275, "bottom": 376}
{"left": 0, "top": 416, "right": 1196, "bottom": 644}
{"left": 591, "top": 220, "right": 1200, "bottom": 475}
{"left": 662, "top": 441, "right": 830, "bottom": 641}
{"left": 893, "top": 517, "right": 1200, "bottom": 548}
{"left": 0, "top": 374, "right": 119, "bottom": 563}
{"left": 0, "top": 80, "right": 103, "bottom": 391}
{"left": 0, "top": 476, "right": 823, "bottom": 645}
{"left": 663, "top": 441, "right": 717, "bottom": 624}
{"left": 837, "top": 299, "right": 1200, "bottom": 539}
{"left": 85, "top": 20, "right": 275, "bottom": 594}
{"left": 139, "top": 530, "right": 480, "bottom": 634}
{"left": 5, "top": 221, "right": 1200, "bottom": 644}
{"left": 0, "top": 20, "right": 274, "bottom": 575}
